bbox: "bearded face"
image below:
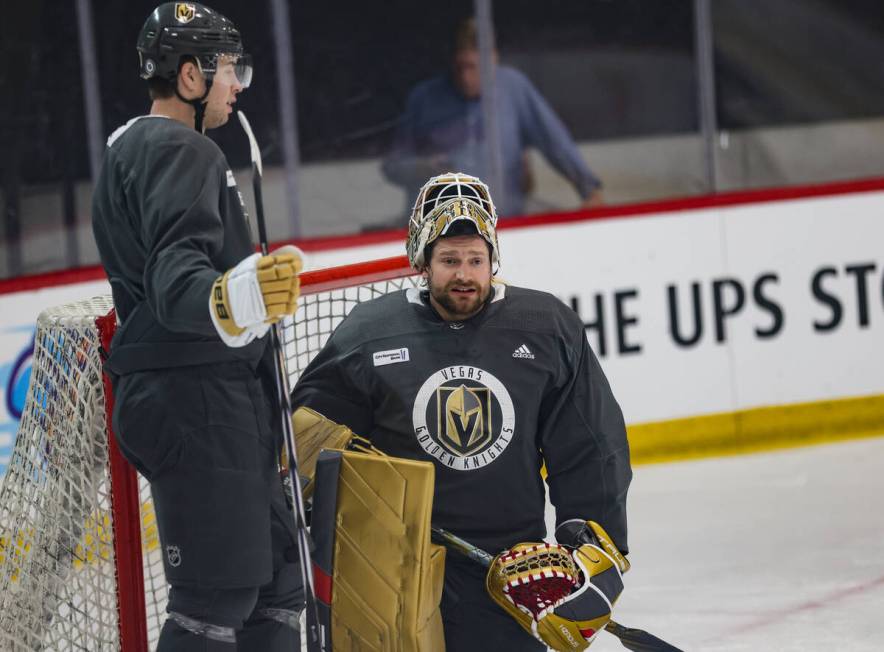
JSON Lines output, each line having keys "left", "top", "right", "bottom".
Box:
{"left": 424, "top": 234, "right": 493, "bottom": 321}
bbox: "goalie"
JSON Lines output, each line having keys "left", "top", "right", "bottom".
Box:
{"left": 292, "top": 172, "right": 632, "bottom": 650}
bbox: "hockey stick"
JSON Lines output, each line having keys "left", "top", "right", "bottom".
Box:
{"left": 431, "top": 527, "right": 683, "bottom": 652}
{"left": 238, "top": 111, "right": 325, "bottom": 651}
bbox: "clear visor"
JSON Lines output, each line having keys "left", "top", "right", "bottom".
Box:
{"left": 200, "top": 53, "right": 253, "bottom": 89}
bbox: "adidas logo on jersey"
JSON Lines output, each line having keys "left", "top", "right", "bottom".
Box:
{"left": 512, "top": 344, "right": 535, "bottom": 359}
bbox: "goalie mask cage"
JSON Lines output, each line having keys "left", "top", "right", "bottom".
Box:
{"left": 0, "top": 255, "right": 418, "bottom": 651}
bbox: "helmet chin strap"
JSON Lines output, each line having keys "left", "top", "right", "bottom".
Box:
{"left": 175, "top": 81, "right": 212, "bottom": 133}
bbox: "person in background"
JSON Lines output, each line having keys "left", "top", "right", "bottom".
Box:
{"left": 383, "top": 18, "right": 603, "bottom": 218}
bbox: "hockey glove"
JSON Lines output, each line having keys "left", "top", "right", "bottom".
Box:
{"left": 555, "top": 519, "right": 630, "bottom": 574}
{"left": 486, "top": 522, "right": 628, "bottom": 651}
{"left": 210, "top": 245, "right": 303, "bottom": 347}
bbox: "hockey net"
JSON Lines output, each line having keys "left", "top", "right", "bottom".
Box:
{"left": 0, "top": 255, "right": 418, "bottom": 651}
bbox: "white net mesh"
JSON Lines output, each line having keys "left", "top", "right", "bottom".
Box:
{"left": 281, "top": 273, "right": 422, "bottom": 388}
{"left": 0, "top": 265, "right": 420, "bottom": 650}
{"left": 0, "top": 296, "right": 119, "bottom": 651}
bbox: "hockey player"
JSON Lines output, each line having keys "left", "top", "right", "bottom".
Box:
{"left": 292, "top": 172, "right": 632, "bottom": 650}
{"left": 91, "top": 4, "right": 303, "bottom": 650}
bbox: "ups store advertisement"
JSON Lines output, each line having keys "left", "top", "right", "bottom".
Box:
{"left": 496, "top": 193, "right": 884, "bottom": 425}
{"left": 0, "top": 188, "right": 882, "bottom": 478}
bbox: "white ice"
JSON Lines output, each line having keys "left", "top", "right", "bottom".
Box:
{"left": 581, "top": 436, "right": 884, "bottom": 651}
{"left": 299, "top": 436, "right": 884, "bottom": 651}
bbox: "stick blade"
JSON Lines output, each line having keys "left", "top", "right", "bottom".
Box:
{"left": 236, "top": 110, "right": 263, "bottom": 177}
{"left": 605, "top": 621, "right": 684, "bottom": 652}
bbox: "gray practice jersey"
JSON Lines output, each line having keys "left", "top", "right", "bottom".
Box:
{"left": 293, "top": 283, "right": 631, "bottom": 554}
{"left": 92, "top": 115, "right": 267, "bottom": 370}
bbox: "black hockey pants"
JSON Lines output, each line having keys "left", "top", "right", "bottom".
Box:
{"left": 112, "top": 360, "right": 304, "bottom": 650}
{"left": 441, "top": 553, "right": 545, "bottom": 651}
{"left": 156, "top": 556, "right": 303, "bottom": 651}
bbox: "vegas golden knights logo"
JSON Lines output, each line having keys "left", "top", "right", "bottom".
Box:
{"left": 413, "top": 366, "right": 515, "bottom": 472}
{"left": 175, "top": 3, "right": 196, "bottom": 23}
{"left": 438, "top": 384, "right": 492, "bottom": 456}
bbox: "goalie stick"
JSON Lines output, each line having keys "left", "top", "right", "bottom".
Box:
{"left": 237, "top": 111, "right": 324, "bottom": 651}
{"left": 431, "top": 527, "right": 683, "bottom": 652}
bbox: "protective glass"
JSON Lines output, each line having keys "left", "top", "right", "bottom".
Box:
{"left": 200, "top": 53, "right": 253, "bottom": 89}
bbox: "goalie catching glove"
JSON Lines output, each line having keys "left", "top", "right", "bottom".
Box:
{"left": 210, "top": 245, "right": 303, "bottom": 347}
{"left": 485, "top": 521, "right": 628, "bottom": 651}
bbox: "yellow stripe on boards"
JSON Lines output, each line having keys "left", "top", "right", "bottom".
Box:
{"left": 627, "top": 393, "right": 884, "bottom": 464}
{"left": 540, "top": 393, "right": 884, "bottom": 478}
{"left": 3, "top": 393, "right": 881, "bottom": 572}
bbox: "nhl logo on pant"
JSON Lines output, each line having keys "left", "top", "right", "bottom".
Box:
{"left": 166, "top": 545, "right": 182, "bottom": 567}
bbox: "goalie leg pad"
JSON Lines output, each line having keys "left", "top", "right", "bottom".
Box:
{"left": 290, "top": 406, "right": 361, "bottom": 499}
{"left": 311, "top": 449, "right": 446, "bottom": 650}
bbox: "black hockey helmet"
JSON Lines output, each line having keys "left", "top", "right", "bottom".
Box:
{"left": 137, "top": 3, "right": 252, "bottom": 89}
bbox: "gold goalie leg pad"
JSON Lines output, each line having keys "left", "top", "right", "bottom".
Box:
{"left": 311, "top": 448, "right": 446, "bottom": 651}
{"left": 290, "top": 407, "right": 364, "bottom": 498}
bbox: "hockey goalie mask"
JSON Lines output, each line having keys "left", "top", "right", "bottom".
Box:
{"left": 407, "top": 172, "right": 500, "bottom": 269}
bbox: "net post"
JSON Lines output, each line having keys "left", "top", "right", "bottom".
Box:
{"left": 96, "top": 309, "right": 149, "bottom": 652}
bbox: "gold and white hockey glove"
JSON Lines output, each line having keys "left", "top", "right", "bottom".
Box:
{"left": 210, "top": 245, "right": 303, "bottom": 347}
{"left": 485, "top": 521, "right": 628, "bottom": 651}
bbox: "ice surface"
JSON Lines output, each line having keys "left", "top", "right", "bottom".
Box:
{"left": 579, "top": 436, "right": 884, "bottom": 651}
{"left": 297, "top": 436, "right": 884, "bottom": 651}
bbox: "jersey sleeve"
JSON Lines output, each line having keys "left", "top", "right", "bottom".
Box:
{"left": 539, "top": 314, "right": 632, "bottom": 554}
{"left": 135, "top": 140, "right": 228, "bottom": 336}
{"left": 514, "top": 70, "right": 602, "bottom": 199}
{"left": 290, "top": 326, "right": 375, "bottom": 438}
{"left": 381, "top": 81, "right": 443, "bottom": 190}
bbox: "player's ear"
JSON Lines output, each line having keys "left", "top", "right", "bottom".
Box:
{"left": 178, "top": 60, "right": 201, "bottom": 95}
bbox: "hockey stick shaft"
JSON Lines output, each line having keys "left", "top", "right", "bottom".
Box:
{"left": 238, "top": 111, "right": 325, "bottom": 651}
{"left": 431, "top": 527, "right": 683, "bottom": 652}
